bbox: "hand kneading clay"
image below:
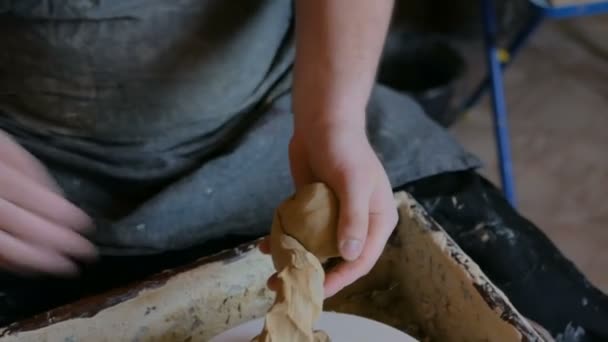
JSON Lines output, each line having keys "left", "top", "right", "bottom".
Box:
{"left": 252, "top": 183, "right": 341, "bottom": 342}
{"left": 271, "top": 182, "right": 341, "bottom": 268}
{"left": 213, "top": 183, "right": 417, "bottom": 342}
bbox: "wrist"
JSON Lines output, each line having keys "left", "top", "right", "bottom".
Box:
{"left": 291, "top": 114, "right": 369, "bottom": 158}
{"left": 293, "top": 116, "right": 367, "bottom": 143}
{"left": 293, "top": 107, "right": 367, "bottom": 137}
{"left": 292, "top": 79, "right": 368, "bottom": 134}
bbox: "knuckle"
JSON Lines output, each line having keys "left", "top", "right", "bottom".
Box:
{"left": 341, "top": 212, "right": 366, "bottom": 230}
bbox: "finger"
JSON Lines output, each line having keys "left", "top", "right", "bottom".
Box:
{"left": 0, "top": 163, "right": 93, "bottom": 232}
{"left": 0, "top": 198, "right": 98, "bottom": 262}
{"left": 0, "top": 257, "right": 43, "bottom": 278}
{"left": 324, "top": 207, "right": 397, "bottom": 297}
{"left": 0, "top": 132, "right": 61, "bottom": 193}
{"left": 258, "top": 237, "right": 271, "bottom": 254}
{"left": 0, "top": 229, "right": 79, "bottom": 276}
{"left": 334, "top": 173, "right": 372, "bottom": 261}
{"left": 0, "top": 254, "right": 31, "bottom": 276}
{"left": 266, "top": 273, "right": 279, "bottom": 291}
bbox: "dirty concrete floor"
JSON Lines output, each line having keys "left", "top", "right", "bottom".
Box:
{"left": 451, "top": 15, "right": 608, "bottom": 292}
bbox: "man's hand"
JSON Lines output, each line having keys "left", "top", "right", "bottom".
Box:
{"left": 288, "top": 121, "right": 398, "bottom": 297}
{"left": 259, "top": 121, "right": 398, "bottom": 297}
{"left": 260, "top": 0, "right": 396, "bottom": 296}
{"left": 0, "top": 130, "right": 97, "bottom": 276}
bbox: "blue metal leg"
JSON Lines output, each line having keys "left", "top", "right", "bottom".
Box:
{"left": 462, "top": 6, "right": 543, "bottom": 111}
{"left": 461, "top": 0, "right": 608, "bottom": 206}
{"left": 463, "top": 1, "right": 608, "bottom": 111}
{"left": 482, "top": 0, "right": 517, "bottom": 206}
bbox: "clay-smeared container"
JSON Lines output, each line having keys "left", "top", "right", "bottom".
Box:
{"left": 0, "top": 192, "right": 547, "bottom": 342}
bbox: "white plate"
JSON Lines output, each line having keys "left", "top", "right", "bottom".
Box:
{"left": 210, "top": 311, "right": 418, "bottom": 341}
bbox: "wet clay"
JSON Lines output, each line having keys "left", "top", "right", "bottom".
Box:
{"left": 252, "top": 183, "right": 341, "bottom": 342}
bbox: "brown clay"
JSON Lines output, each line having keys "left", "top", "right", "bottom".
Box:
{"left": 253, "top": 183, "right": 341, "bottom": 342}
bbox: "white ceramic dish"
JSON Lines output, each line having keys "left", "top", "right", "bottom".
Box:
{"left": 210, "top": 311, "right": 418, "bottom": 342}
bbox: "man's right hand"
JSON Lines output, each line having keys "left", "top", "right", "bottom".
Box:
{"left": 0, "top": 130, "right": 97, "bottom": 276}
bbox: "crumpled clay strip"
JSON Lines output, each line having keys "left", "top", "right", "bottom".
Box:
{"left": 252, "top": 183, "right": 341, "bottom": 342}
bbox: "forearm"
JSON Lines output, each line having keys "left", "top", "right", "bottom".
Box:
{"left": 292, "top": 0, "right": 394, "bottom": 132}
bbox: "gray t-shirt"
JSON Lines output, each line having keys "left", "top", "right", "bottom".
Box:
{"left": 0, "top": 1, "right": 481, "bottom": 254}
{"left": 0, "top": 0, "right": 294, "bottom": 180}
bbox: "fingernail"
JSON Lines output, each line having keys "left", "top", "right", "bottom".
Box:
{"left": 340, "top": 239, "right": 362, "bottom": 261}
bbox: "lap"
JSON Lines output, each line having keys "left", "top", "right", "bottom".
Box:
{"left": 50, "top": 85, "right": 479, "bottom": 255}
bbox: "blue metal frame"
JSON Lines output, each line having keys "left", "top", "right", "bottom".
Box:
{"left": 482, "top": 0, "right": 518, "bottom": 206}
{"left": 468, "top": 0, "right": 608, "bottom": 207}
{"left": 463, "top": 10, "right": 543, "bottom": 111}
{"left": 532, "top": 0, "right": 608, "bottom": 18}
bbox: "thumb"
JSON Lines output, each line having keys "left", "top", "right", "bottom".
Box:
{"left": 335, "top": 176, "right": 371, "bottom": 261}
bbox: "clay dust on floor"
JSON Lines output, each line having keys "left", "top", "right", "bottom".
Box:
{"left": 451, "top": 15, "right": 608, "bottom": 292}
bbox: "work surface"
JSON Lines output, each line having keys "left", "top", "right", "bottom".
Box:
{"left": 0, "top": 191, "right": 542, "bottom": 341}
{"left": 1, "top": 171, "right": 606, "bottom": 340}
